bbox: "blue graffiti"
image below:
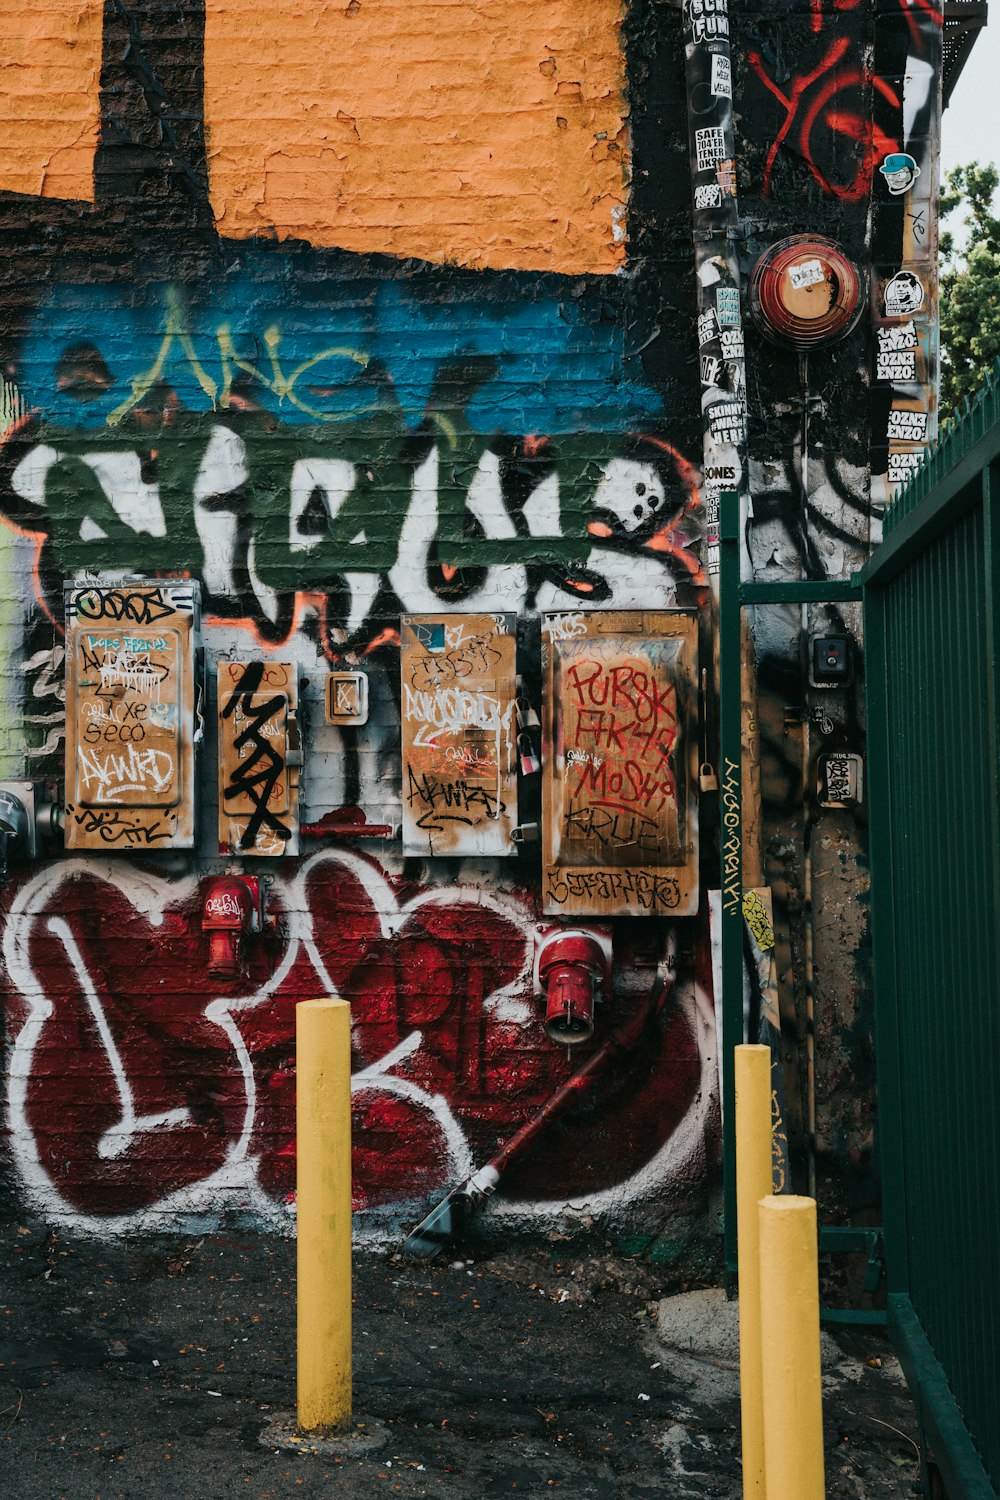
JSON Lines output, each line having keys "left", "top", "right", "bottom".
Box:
{"left": 17, "top": 254, "right": 663, "bottom": 436}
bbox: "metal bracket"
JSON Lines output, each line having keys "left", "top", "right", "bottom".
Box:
{"left": 818, "top": 1225, "right": 887, "bottom": 1326}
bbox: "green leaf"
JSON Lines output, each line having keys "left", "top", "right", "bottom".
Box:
{"left": 940, "top": 160, "right": 1000, "bottom": 415}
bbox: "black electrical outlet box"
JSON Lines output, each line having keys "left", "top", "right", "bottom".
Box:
{"left": 811, "top": 635, "right": 851, "bottom": 687}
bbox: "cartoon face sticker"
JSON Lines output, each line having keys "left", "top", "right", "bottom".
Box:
{"left": 884, "top": 270, "right": 925, "bottom": 317}
{"left": 879, "top": 153, "right": 921, "bottom": 196}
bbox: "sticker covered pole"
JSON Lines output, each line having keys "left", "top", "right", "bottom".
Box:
{"left": 296, "top": 998, "right": 352, "bottom": 1432}
{"left": 680, "top": 0, "right": 749, "bottom": 587}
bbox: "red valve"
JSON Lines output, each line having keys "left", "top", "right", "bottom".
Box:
{"left": 201, "top": 875, "right": 260, "bottom": 980}
{"left": 533, "top": 926, "right": 613, "bottom": 1046}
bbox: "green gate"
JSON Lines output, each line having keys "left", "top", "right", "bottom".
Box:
{"left": 863, "top": 380, "right": 1000, "bottom": 1499}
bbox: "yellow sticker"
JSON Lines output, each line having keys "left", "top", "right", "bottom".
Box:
{"left": 742, "top": 889, "right": 775, "bottom": 951}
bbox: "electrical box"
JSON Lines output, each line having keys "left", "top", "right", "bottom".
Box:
{"left": 325, "top": 670, "right": 369, "bottom": 726}
{"left": 400, "top": 613, "right": 518, "bottom": 856}
{"left": 541, "top": 609, "right": 699, "bottom": 917}
{"left": 810, "top": 634, "right": 851, "bottom": 687}
{"left": 218, "top": 661, "right": 300, "bottom": 857}
{"left": 64, "top": 580, "right": 200, "bottom": 850}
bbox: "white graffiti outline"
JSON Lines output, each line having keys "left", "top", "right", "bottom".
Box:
{"left": 493, "top": 978, "right": 718, "bottom": 1226}
{"left": 47, "top": 916, "right": 193, "bottom": 1159}
{"left": 4, "top": 851, "right": 715, "bottom": 1237}
{"left": 4, "top": 859, "right": 300, "bottom": 1235}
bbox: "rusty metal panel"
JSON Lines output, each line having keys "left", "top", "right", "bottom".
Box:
{"left": 541, "top": 609, "right": 699, "bottom": 917}
{"left": 64, "top": 581, "right": 200, "bottom": 850}
{"left": 400, "top": 614, "right": 518, "bottom": 857}
{"left": 217, "top": 660, "right": 300, "bottom": 857}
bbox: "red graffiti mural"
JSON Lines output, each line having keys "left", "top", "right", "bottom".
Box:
{"left": 4, "top": 854, "right": 712, "bottom": 1228}
{"left": 810, "top": 0, "right": 862, "bottom": 24}
{"left": 748, "top": 39, "right": 902, "bottom": 202}
{"left": 811, "top": 0, "right": 943, "bottom": 46}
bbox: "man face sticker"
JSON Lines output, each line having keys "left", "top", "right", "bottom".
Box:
{"left": 879, "top": 153, "right": 921, "bottom": 196}
{"left": 884, "top": 270, "right": 924, "bottom": 317}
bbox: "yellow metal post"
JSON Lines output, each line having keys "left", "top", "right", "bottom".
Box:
{"left": 296, "top": 997, "right": 352, "bottom": 1433}
{"left": 735, "top": 1044, "right": 772, "bottom": 1499}
{"left": 758, "top": 1195, "right": 825, "bottom": 1500}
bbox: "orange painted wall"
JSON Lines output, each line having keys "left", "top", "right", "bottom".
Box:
{"left": 0, "top": 0, "right": 103, "bottom": 201}
{"left": 203, "top": 0, "right": 629, "bottom": 274}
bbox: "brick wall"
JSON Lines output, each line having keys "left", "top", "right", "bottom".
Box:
{"left": 0, "top": 0, "right": 720, "bottom": 1250}
{"left": 0, "top": 0, "right": 945, "bottom": 1254}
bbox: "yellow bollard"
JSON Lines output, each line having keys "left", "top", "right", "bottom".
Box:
{"left": 758, "top": 1196, "right": 826, "bottom": 1500}
{"left": 296, "top": 997, "right": 352, "bottom": 1433}
{"left": 735, "top": 1044, "right": 773, "bottom": 1499}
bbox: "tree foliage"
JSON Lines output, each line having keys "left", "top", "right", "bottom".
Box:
{"left": 939, "top": 162, "right": 1000, "bottom": 416}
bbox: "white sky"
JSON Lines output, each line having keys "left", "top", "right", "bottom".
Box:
{"left": 941, "top": 19, "right": 1000, "bottom": 176}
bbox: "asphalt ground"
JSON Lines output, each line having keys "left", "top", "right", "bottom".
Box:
{"left": 0, "top": 1220, "right": 924, "bottom": 1498}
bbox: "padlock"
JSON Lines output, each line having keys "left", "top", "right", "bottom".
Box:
{"left": 518, "top": 733, "right": 541, "bottom": 777}
{"left": 516, "top": 696, "right": 540, "bottom": 730}
{"left": 699, "top": 761, "right": 719, "bottom": 792}
{"left": 512, "top": 822, "right": 540, "bottom": 845}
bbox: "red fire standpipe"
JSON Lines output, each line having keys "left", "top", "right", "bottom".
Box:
{"left": 201, "top": 875, "right": 257, "bottom": 978}
{"left": 534, "top": 927, "right": 613, "bottom": 1045}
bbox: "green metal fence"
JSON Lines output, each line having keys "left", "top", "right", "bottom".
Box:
{"left": 864, "top": 373, "right": 1000, "bottom": 1499}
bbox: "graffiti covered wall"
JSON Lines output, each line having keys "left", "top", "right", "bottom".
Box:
{"left": 0, "top": 0, "right": 947, "bottom": 1249}
{"left": 736, "top": 0, "right": 943, "bottom": 1208}
{"left": 0, "top": 0, "right": 722, "bottom": 1245}
{"left": 7, "top": 853, "right": 715, "bottom": 1231}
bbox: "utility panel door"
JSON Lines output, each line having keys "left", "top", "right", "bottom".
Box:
{"left": 541, "top": 609, "right": 699, "bottom": 917}
{"left": 64, "top": 581, "right": 199, "bottom": 850}
{"left": 217, "top": 660, "right": 300, "bottom": 857}
{"left": 400, "top": 613, "right": 518, "bottom": 856}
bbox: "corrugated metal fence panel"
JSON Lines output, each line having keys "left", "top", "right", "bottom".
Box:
{"left": 866, "top": 424, "right": 1000, "bottom": 1494}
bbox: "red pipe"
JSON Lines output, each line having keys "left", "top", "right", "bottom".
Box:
{"left": 300, "top": 807, "right": 394, "bottom": 840}
{"left": 403, "top": 967, "right": 675, "bottom": 1258}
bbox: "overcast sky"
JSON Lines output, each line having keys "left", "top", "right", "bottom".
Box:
{"left": 941, "top": 20, "right": 1000, "bottom": 176}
